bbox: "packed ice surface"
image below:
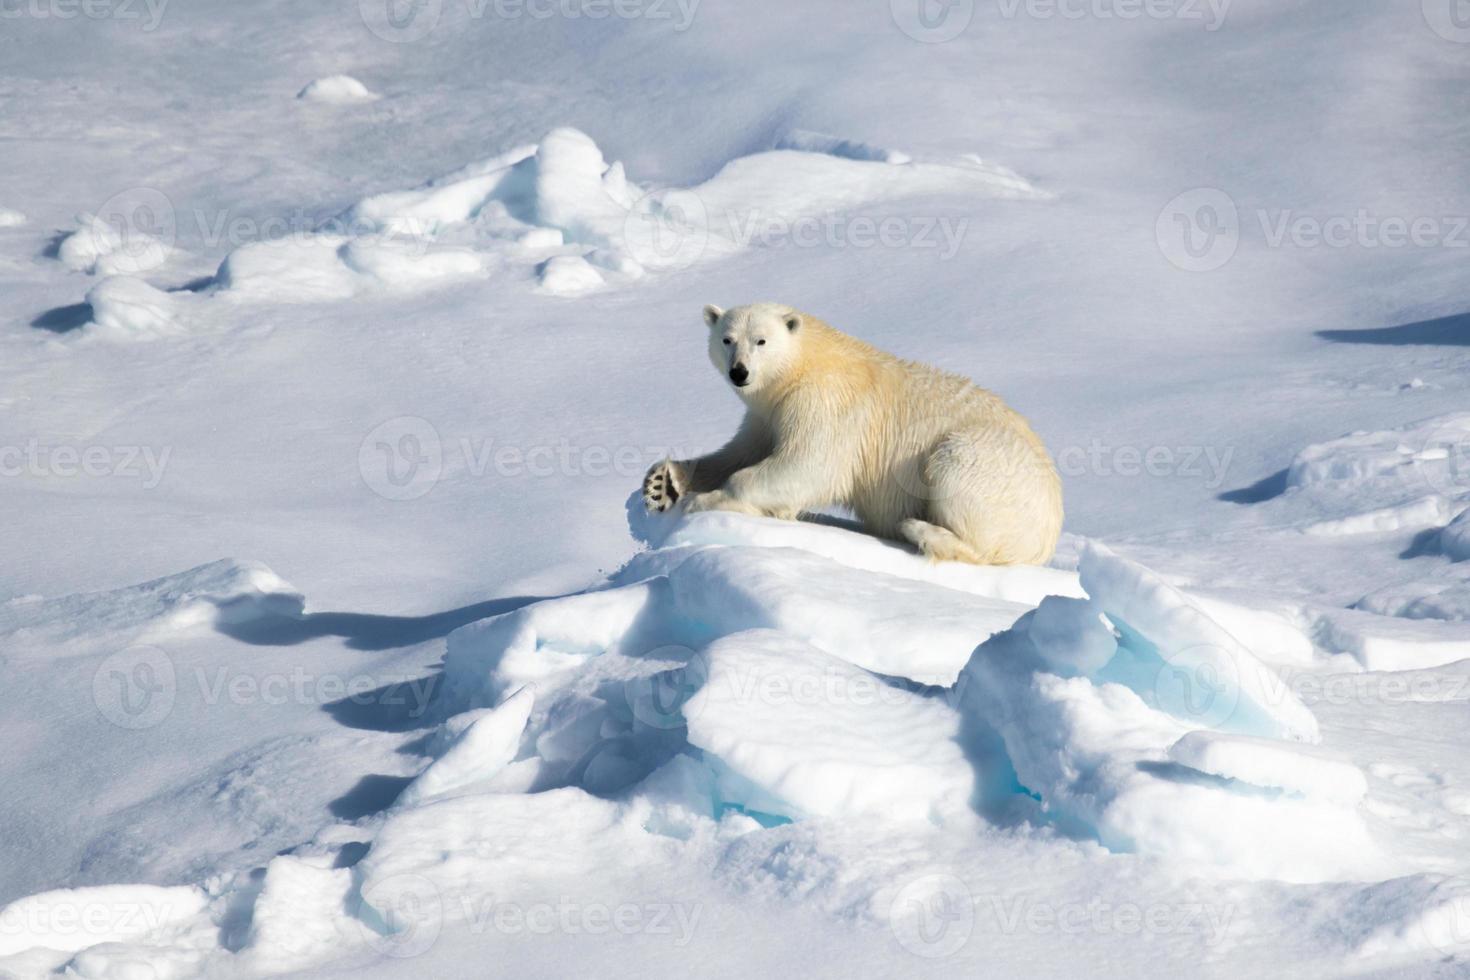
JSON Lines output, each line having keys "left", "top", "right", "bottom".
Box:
{"left": 11, "top": 511, "right": 1469, "bottom": 976}
{"left": 296, "top": 75, "right": 380, "bottom": 104}
{"left": 682, "top": 629, "right": 975, "bottom": 824}
{"left": 0, "top": 207, "right": 25, "bottom": 227}
{"left": 5, "top": 0, "right": 1470, "bottom": 976}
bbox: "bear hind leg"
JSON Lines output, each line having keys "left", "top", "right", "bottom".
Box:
{"left": 898, "top": 518, "right": 986, "bottom": 565}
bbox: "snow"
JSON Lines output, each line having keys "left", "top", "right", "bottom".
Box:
{"left": 84, "top": 276, "right": 187, "bottom": 340}
{"left": 5, "top": 0, "right": 1470, "bottom": 976}
{"left": 58, "top": 212, "right": 174, "bottom": 277}
{"left": 297, "top": 75, "right": 380, "bottom": 105}
{"left": 1166, "top": 731, "right": 1368, "bottom": 805}
{"left": 1443, "top": 510, "right": 1470, "bottom": 562}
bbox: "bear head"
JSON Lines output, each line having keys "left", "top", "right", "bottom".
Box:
{"left": 703, "top": 302, "right": 803, "bottom": 398}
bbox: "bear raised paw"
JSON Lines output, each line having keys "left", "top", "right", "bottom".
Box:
{"left": 640, "top": 302, "right": 1064, "bottom": 566}
{"left": 642, "top": 459, "right": 686, "bottom": 513}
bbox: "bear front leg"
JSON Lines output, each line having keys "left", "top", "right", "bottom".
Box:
{"left": 692, "top": 454, "right": 829, "bottom": 520}
{"left": 682, "top": 489, "right": 767, "bottom": 517}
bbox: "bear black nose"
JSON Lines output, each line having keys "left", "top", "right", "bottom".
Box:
{"left": 729, "top": 363, "right": 749, "bottom": 386}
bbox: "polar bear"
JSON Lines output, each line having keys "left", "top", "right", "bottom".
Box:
{"left": 642, "top": 302, "right": 1064, "bottom": 565}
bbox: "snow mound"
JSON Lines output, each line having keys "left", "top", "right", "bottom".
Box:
{"left": 210, "top": 126, "right": 1041, "bottom": 303}
{"left": 59, "top": 212, "right": 173, "bottom": 276}
{"left": 0, "top": 516, "right": 1415, "bottom": 973}
{"left": 395, "top": 686, "right": 534, "bottom": 807}
{"left": 1287, "top": 414, "right": 1470, "bottom": 496}
{"left": 1352, "top": 874, "right": 1470, "bottom": 961}
{"left": 215, "top": 234, "right": 486, "bottom": 301}
{"left": 773, "top": 129, "right": 913, "bottom": 164}
{"left": 296, "top": 75, "right": 379, "bottom": 104}
{"left": 1303, "top": 494, "right": 1463, "bottom": 537}
{"left": 1442, "top": 509, "right": 1470, "bottom": 561}
{"left": 956, "top": 542, "right": 1380, "bottom": 881}
{"left": 0, "top": 207, "right": 25, "bottom": 227}
{"left": 1314, "top": 608, "right": 1470, "bottom": 671}
{"left": 685, "top": 630, "right": 974, "bottom": 824}
{"left": 0, "top": 558, "right": 303, "bottom": 654}
{"left": 537, "top": 254, "right": 604, "bottom": 295}
{"left": 631, "top": 505, "right": 1084, "bottom": 607}
{"left": 0, "top": 881, "right": 208, "bottom": 957}
{"left": 1167, "top": 730, "right": 1367, "bottom": 804}
{"left": 85, "top": 275, "right": 185, "bottom": 340}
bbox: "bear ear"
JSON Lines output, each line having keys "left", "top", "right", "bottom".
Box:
{"left": 702, "top": 304, "right": 724, "bottom": 328}
{"left": 784, "top": 312, "right": 801, "bottom": 332}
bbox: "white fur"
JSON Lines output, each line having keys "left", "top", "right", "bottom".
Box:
{"left": 642, "top": 302, "right": 1064, "bottom": 565}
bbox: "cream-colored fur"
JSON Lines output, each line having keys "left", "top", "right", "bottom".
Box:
{"left": 642, "top": 302, "right": 1064, "bottom": 565}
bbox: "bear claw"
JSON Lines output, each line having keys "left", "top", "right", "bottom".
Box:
{"left": 642, "top": 461, "right": 684, "bottom": 513}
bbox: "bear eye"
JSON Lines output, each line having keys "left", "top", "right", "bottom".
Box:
{"left": 756, "top": 339, "right": 767, "bottom": 346}
{"left": 722, "top": 337, "right": 732, "bottom": 345}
